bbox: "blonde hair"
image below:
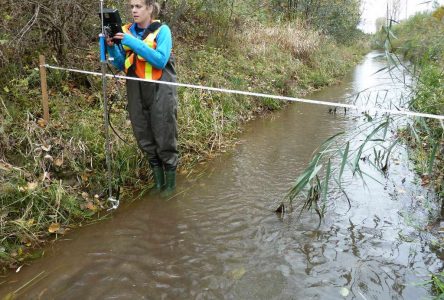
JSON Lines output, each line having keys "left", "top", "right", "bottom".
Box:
{"left": 144, "top": 0, "right": 160, "bottom": 19}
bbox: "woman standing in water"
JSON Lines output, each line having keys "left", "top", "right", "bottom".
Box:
{"left": 106, "top": 0, "right": 178, "bottom": 197}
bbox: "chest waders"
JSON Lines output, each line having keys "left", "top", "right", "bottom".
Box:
{"left": 125, "top": 39, "right": 178, "bottom": 197}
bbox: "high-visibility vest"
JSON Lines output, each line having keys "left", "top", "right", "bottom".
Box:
{"left": 122, "top": 23, "right": 163, "bottom": 80}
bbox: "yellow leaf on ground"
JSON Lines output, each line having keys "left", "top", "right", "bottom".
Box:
{"left": 48, "top": 223, "right": 60, "bottom": 233}
{"left": 37, "top": 118, "right": 48, "bottom": 128}
{"left": 81, "top": 174, "right": 89, "bottom": 182}
{"left": 27, "top": 182, "right": 38, "bottom": 191}
{"left": 54, "top": 158, "right": 63, "bottom": 167}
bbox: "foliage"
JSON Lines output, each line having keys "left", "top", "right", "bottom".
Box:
{"left": 0, "top": 1, "right": 97, "bottom": 73}
{"left": 388, "top": 9, "right": 444, "bottom": 198}
{"left": 432, "top": 6, "right": 444, "bottom": 21}
{"left": 422, "top": 270, "right": 444, "bottom": 299}
{"left": 283, "top": 115, "right": 400, "bottom": 217}
{"left": 411, "top": 64, "right": 444, "bottom": 116}
{"left": 268, "top": 0, "right": 363, "bottom": 43}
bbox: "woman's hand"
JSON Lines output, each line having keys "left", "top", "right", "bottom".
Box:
{"left": 106, "top": 33, "right": 125, "bottom": 46}
{"left": 106, "top": 36, "right": 115, "bottom": 46}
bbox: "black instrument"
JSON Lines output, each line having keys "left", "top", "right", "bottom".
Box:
{"left": 99, "top": 8, "right": 123, "bottom": 44}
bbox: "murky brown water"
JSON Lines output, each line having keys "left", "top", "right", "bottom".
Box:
{"left": 1, "top": 52, "right": 441, "bottom": 299}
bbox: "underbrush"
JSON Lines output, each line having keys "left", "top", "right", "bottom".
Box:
{"left": 390, "top": 12, "right": 444, "bottom": 201}
{"left": 0, "top": 20, "right": 367, "bottom": 270}
{"left": 375, "top": 9, "right": 444, "bottom": 297}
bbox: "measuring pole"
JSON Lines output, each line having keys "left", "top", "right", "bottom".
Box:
{"left": 99, "top": 0, "right": 119, "bottom": 210}
{"left": 39, "top": 55, "right": 50, "bottom": 123}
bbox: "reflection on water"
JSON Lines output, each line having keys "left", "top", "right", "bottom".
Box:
{"left": 0, "top": 52, "right": 440, "bottom": 299}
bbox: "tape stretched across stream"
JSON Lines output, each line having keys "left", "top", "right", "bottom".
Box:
{"left": 42, "top": 64, "right": 444, "bottom": 122}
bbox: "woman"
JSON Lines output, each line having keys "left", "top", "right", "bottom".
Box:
{"left": 106, "top": 0, "right": 178, "bottom": 196}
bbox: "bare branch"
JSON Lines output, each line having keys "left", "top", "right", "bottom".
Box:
{"left": 16, "top": 4, "right": 40, "bottom": 45}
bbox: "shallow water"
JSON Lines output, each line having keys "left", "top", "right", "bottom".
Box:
{"left": 0, "top": 51, "right": 441, "bottom": 299}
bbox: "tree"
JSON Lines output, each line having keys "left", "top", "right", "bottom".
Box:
{"left": 387, "top": 0, "right": 401, "bottom": 22}
{"left": 268, "top": 0, "right": 362, "bottom": 43}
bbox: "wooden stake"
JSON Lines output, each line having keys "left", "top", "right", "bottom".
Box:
{"left": 39, "top": 55, "right": 50, "bottom": 123}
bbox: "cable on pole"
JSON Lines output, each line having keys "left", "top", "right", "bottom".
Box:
{"left": 99, "top": 0, "right": 119, "bottom": 210}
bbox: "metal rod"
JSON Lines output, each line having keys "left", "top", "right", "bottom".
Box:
{"left": 39, "top": 55, "right": 50, "bottom": 123}
{"left": 99, "top": 0, "right": 118, "bottom": 209}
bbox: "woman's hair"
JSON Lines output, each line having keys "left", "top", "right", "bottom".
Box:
{"left": 144, "top": 0, "right": 160, "bottom": 18}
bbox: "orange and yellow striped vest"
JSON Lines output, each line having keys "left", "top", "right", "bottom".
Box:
{"left": 122, "top": 23, "right": 163, "bottom": 80}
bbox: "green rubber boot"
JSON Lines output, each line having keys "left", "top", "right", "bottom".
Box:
{"left": 160, "top": 170, "right": 176, "bottom": 198}
{"left": 150, "top": 167, "right": 165, "bottom": 194}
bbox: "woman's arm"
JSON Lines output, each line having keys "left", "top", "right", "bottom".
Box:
{"left": 106, "top": 44, "right": 125, "bottom": 71}
{"left": 122, "top": 25, "right": 172, "bottom": 69}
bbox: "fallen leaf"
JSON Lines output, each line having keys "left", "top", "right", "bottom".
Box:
{"left": 37, "top": 118, "right": 48, "bottom": 128}
{"left": 54, "top": 158, "right": 63, "bottom": 167}
{"left": 48, "top": 223, "right": 60, "bottom": 233}
{"left": 41, "top": 144, "right": 51, "bottom": 152}
{"left": 27, "top": 182, "right": 38, "bottom": 191}
{"left": 230, "top": 267, "right": 246, "bottom": 280}
{"left": 86, "top": 202, "right": 97, "bottom": 211}
{"left": 44, "top": 154, "right": 53, "bottom": 161}
{"left": 81, "top": 173, "right": 90, "bottom": 182}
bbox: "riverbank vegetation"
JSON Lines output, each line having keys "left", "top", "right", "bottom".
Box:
{"left": 279, "top": 6, "right": 443, "bottom": 297}
{"left": 384, "top": 9, "right": 444, "bottom": 202}
{"left": 0, "top": 1, "right": 367, "bottom": 271}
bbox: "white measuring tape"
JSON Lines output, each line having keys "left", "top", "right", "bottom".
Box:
{"left": 43, "top": 64, "right": 444, "bottom": 122}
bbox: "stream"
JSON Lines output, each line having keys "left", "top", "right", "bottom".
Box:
{"left": 0, "top": 51, "right": 441, "bottom": 300}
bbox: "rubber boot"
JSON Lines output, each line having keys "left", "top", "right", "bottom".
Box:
{"left": 160, "top": 170, "right": 176, "bottom": 198}
{"left": 150, "top": 167, "right": 165, "bottom": 194}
